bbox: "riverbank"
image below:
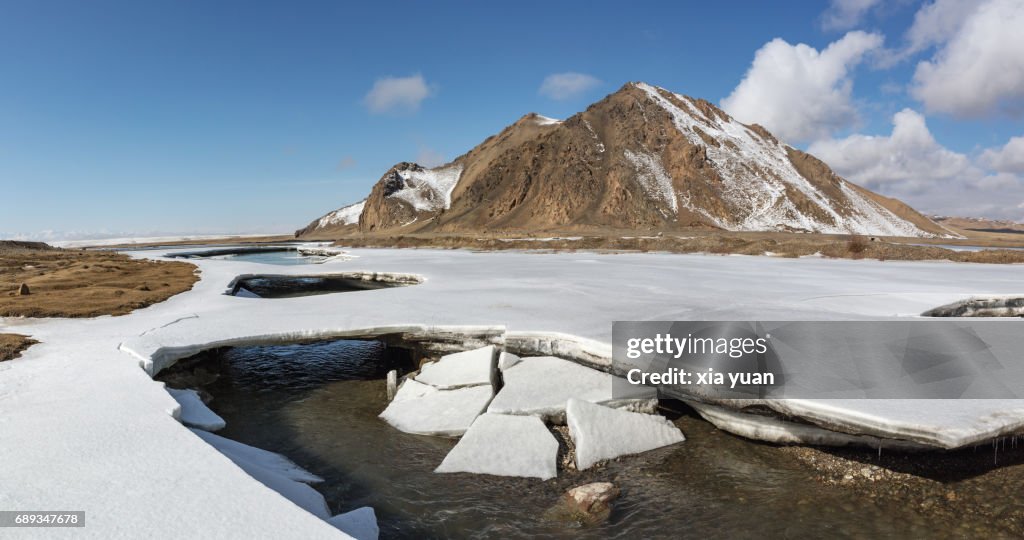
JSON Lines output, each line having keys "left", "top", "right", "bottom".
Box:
{"left": 0, "top": 333, "right": 36, "bottom": 361}
{"left": 781, "top": 443, "right": 1024, "bottom": 535}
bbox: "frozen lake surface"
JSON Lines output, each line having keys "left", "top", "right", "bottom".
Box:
{"left": 3, "top": 244, "right": 1024, "bottom": 537}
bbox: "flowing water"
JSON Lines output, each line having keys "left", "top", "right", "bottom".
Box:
{"left": 194, "top": 340, "right": 994, "bottom": 539}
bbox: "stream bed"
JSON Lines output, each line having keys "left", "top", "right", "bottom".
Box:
{"left": 177, "top": 340, "right": 1018, "bottom": 539}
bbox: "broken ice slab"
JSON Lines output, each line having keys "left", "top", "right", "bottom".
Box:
{"left": 435, "top": 413, "right": 558, "bottom": 480}
{"left": 566, "top": 398, "right": 685, "bottom": 470}
{"left": 379, "top": 380, "right": 493, "bottom": 437}
{"left": 487, "top": 356, "right": 657, "bottom": 422}
{"left": 167, "top": 387, "right": 226, "bottom": 431}
{"left": 415, "top": 345, "right": 495, "bottom": 389}
{"left": 327, "top": 507, "right": 379, "bottom": 540}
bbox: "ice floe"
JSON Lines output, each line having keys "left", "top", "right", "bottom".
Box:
{"left": 497, "top": 351, "right": 521, "bottom": 371}
{"left": 435, "top": 413, "right": 558, "bottom": 480}
{"left": 328, "top": 507, "right": 379, "bottom": 540}
{"left": 487, "top": 356, "right": 657, "bottom": 421}
{"left": 379, "top": 382, "right": 493, "bottom": 437}
{"left": 167, "top": 388, "right": 226, "bottom": 431}
{"left": 415, "top": 345, "right": 495, "bottom": 389}
{"left": 233, "top": 287, "right": 262, "bottom": 298}
{"left": 566, "top": 398, "right": 685, "bottom": 470}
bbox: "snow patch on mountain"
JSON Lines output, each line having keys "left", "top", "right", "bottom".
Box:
{"left": 635, "top": 83, "right": 930, "bottom": 237}
{"left": 623, "top": 149, "right": 677, "bottom": 217}
{"left": 534, "top": 114, "right": 562, "bottom": 125}
{"left": 389, "top": 165, "right": 464, "bottom": 213}
{"left": 317, "top": 200, "right": 365, "bottom": 228}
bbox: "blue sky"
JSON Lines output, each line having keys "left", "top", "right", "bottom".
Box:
{"left": 3, "top": 0, "right": 1023, "bottom": 239}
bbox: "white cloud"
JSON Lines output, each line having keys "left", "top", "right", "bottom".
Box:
{"left": 821, "top": 0, "right": 884, "bottom": 30}
{"left": 809, "top": 109, "right": 973, "bottom": 192}
{"left": 910, "top": 0, "right": 1024, "bottom": 117}
{"left": 363, "top": 74, "right": 433, "bottom": 114}
{"left": 721, "top": 31, "right": 884, "bottom": 143}
{"left": 809, "top": 109, "right": 1024, "bottom": 220}
{"left": 538, "top": 72, "right": 601, "bottom": 101}
{"left": 415, "top": 146, "right": 446, "bottom": 168}
{"left": 904, "top": 0, "right": 980, "bottom": 54}
{"left": 980, "top": 136, "right": 1024, "bottom": 173}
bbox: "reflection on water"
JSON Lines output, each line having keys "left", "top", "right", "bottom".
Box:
{"left": 227, "top": 251, "right": 327, "bottom": 265}
{"left": 167, "top": 246, "right": 328, "bottom": 265}
{"left": 202, "top": 340, "right": 970, "bottom": 539}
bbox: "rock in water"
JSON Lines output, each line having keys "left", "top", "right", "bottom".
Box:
{"left": 17, "top": 283, "right": 30, "bottom": 295}
{"left": 565, "top": 482, "right": 620, "bottom": 517}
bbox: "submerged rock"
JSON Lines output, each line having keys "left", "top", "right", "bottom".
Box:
{"left": 565, "top": 482, "right": 620, "bottom": 517}
{"left": 566, "top": 398, "right": 685, "bottom": 470}
{"left": 545, "top": 482, "right": 621, "bottom": 525}
{"left": 435, "top": 413, "right": 558, "bottom": 480}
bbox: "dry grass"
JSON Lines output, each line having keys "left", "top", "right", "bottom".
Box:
{"left": 328, "top": 231, "right": 1024, "bottom": 264}
{"left": 0, "top": 333, "right": 37, "bottom": 361}
{"left": 0, "top": 242, "right": 199, "bottom": 318}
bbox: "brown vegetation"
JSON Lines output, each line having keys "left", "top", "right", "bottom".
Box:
{"left": 0, "top": 241, "right": 199, "bottom": 317}
{"left": 330, "top": 230, "right": 1024, "bottom": 264}
{"left": 0, "top": 333, "right": 36, "bottom": 361}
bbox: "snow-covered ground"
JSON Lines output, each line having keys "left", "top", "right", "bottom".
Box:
{"left": 2, "top": 245, "right": 1024, "bottom": 537}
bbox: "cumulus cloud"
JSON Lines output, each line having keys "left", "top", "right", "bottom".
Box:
{"left": 980, "top": 136, "right": 1024, "bottom": 173}
{"left": 820, "top": 0, "right": 884, "bottom": 30}
{"left": 904, "top": 0, "right": 980, "bottom": 54}
{"left": 809, "top": 109, "right": 974, "bottom": 192}
{"left": 809, "top": 109, "right": 1024, "bottom": 220}
{"left": 363, "top": 74, "right": 434, "bottom": 114}
{"left": 721, "top": 31, "right": 883, "bottom": 143}
{"left": 910, "top": 0, "right": 1024, "bottom": 117}
{"left": 538, "top": 72, "right": 601, "bottom": 101}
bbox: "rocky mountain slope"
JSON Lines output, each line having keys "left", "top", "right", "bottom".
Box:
{"left": 295, "top": 200, "right": 365, "bottom": 238}
{"left": 300, "top": 83, "right": 948, "bottom": 238}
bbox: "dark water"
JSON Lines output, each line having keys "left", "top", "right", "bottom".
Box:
{"left": 167, "top": 246, "right": 326, "bottom": 265}
{"left": 199, "top": 340, "right": 983, "bottom": 539}
{"left": 232, "top": 276, "right": 403, "bottom": 298}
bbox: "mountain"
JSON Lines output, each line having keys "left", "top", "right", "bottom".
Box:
{"left": 299, "top": 82, "right": 948, "bottom": 238}
{"left": 295, "top": 200, "right": 365, "bottom": 238}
